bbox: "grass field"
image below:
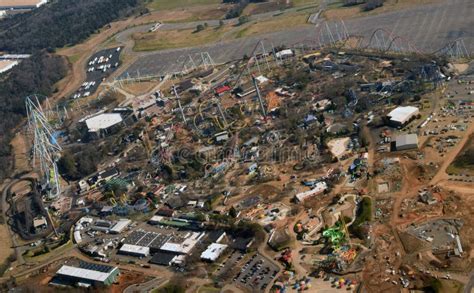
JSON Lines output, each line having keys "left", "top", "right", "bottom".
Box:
{"left": 122, "top": 81, "right": 157, "bottom": 95}
{"left": 349, "top": 197, "right": 372, "bottom": 238}
{"left": 133, "top": 12, "right": 310, "bottom": 51}
{"left": 0, "top": 224, "right": 13, "bottom": 268}
{"left": 430, "top": 279, "right": 464, "bottom": 293}
{"left": 197, "top": 285, "right": 221, "bottom": 293}
{"left": 67, "top": 54, "right": 81, "bottom": 64}
{"left": 133, "top": 26, "right": 231, "bottom": 51}
{"left": 146, "top": 0, "right": 221, "bottom": 11}
{"left": 292, "top": 0, "right": 320, "bottom": 6}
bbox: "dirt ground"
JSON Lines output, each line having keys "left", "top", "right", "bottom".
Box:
{"left": 145, "top": 4, "right": 229, "bottom": 23}
{"left": 121, "top": 81, "right": 158, "bottom": 96}
{"left": 10, "top": 132, "right": 31, "bottom": 176}
{"left": 0, "top": 224, "right": 13, "bottom": 266}
{"left": 111, "top": 270, "right": 149, "bottom": 293}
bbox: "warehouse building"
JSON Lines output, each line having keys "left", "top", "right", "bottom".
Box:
{"left": 394, "top": 133, "right": 418, "bottom": 151}
{"left": 160, "top": 232, "right": 205, "bottom": 255}
{"left": 118, "top": 244, "right": 150, "bottom": 258}
{"left": 387, "top": 106, "right": 419, "bottom": 127}
{"left": 201, "top": 243, "right": 228, "bottom": 262}
{"left": 0, "top": 0, "right": 48, "bottom": 10}
{"left": 110, "top": 219, "right": 131, "bottom": 234}
{"left": 51, "top": 262, "right": 119, "bottom": 287}
{"left": 149, "top": 252, "right": 179, "bottom": 266}
{"left": 81, "top": 113, "right": 123, "bottom": 138}
{"left": 122, "top": 230, "right": 171, "bottom": 254}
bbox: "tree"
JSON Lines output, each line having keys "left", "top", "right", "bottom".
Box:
{"left": 0, "top": 0, "right": 141, "bottom": 53}
{"left": 57, "top": 151, "right": 78, "bottom": 179}
{"left": 238, "top": 15, "right": 249, "bottom": 25}
{"left": 229, "top": 206, "right": 237, "bottom": 218}
{"left": 195, "top": 24, "right": 205, "bottom": 32}
{"left": 218, "top": 20, "right": 224, "bottom": 27}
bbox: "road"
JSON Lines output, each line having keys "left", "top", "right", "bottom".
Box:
{"left": 120, "top": 0, "right": 474, "bottom": 79}
{"left": 464, "top": 270, "right": 474, "bottom": 293}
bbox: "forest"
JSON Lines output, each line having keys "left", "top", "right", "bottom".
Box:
{"left": 0, "top": 0, "right": 141, "bottom": 53}
{"left": 0, "top": 52, "right": 67, "bottom": 178}
{"left": 0, "top": 0, "right": 143, "bottom": 179}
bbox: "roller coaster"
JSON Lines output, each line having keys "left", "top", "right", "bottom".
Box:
{"left": 25, "top": 95, "right": 63, "bottom": 199}
{"left": 313, "top": 20, "right": 471, "bottom": 60}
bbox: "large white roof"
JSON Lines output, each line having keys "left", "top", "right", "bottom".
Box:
{"left": 119, "top": 244, "right": 150, "bottom": 256}
{"left": 160, "top": 232, "right": 202, "bottom": 254}
{"left": 395, "top": 133, "right": 418, "bottom": 147}
{"left": 0, "top": 60, "right": 18, "bottom": 74}
{"left": 57, "top": 265, "right": 116, "bottom": 282}
{"left": 0, "top": 0, "right": 47, "bottom": 8}
{"left": 388, "top": 106, "right": 419, "bottom": 123}
{"left": 201, "top": 243, "right": 228, "bottom": 261}
{"left": 276, "top": 49, "right": 293, "bottom": 58}
{"left": 295, "top": 182, "right": 328, "bottom": 202}
{"left": 110, "top": 219, "right": 131, "bottom": 234}
{"left": 85, "top": 113, "right": 122, "bottom": 132}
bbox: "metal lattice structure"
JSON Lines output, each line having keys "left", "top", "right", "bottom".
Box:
{"left": 434, "top": 38, "right": 470, "bottom": 60}
{"left": 26, "top": 95, "right": 62, "bottom": 199}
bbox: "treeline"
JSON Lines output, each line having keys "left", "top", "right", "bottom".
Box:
{"left": 0, "top": 52, "right": 68, "bottom": 178}
{"left": 223, "top": 0, "right": 266, "bottom": 19}
{"left": 0, "top": 0, "right": 141, "bottom": 53}
{"left": 343, "top": 0, "right": 384, "bottom": 11}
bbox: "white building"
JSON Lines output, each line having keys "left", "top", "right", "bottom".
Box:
{"left": 83, "top": 113, "right": 123, "bottom": 135}
{"left": 110, "top": 219, "right": 131, "bottom": 234}
{"left": 201, "top": 243, "right": 228, "bottom": 262}
{"left": 54, "top": 263, "right": 119, "bottom": 286}
{"left": 118, "top": 244, "right": 150, "bottom": 258}
{"left": 295, "top": 182, "right": 328, "bottom": 202}
{"left": 160, "top": 232, "right": 204, "bottom": 255}
{"left": 394, "top": 133, "right": 418, "bottom": 151}
{"left": 387, "top": 106, "right": 419, "bottom": 126}
{"left": 0, "top": 0, "right": 48, "bottom": 10}
{"left": 0, "top": 60, "right": 18, "bottom": 74}
{"left": 275, "top": 49, "right": 294, "bottom": 59}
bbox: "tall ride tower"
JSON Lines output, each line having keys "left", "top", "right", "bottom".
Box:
{"left": 25, "top": 95, "right": 62, "bottom": 199}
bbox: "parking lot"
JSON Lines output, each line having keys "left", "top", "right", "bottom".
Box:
{"left": 70, "top": 46, "right": 123, "bottom": 99}
{"left": 232, "top": 253, "right": 279, "bottom": 292}
{"left": 215, "top": 250, "right": 244, "bottom": 279}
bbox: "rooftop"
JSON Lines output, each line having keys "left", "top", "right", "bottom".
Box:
{"left": 0, "top": 0, "right": 47, "bottom": 8}
{"left": 149, "top": 252, "right": 178, "bottom": 266}
{"left": 388, "top": 106, "right": 419, "bottom": 123}
{"left": 395, "top": 133, "right": 418, "bottom": 147}
{"left": 295, "top": 182, "right": 328, "bottom": 202}
{"left": 0, "top": 60, "right": 18, "bottom": 74}
{"left": 110, "top": 219, "right": 131, "bottom": 234}
{"left": 85, "top": 113, "right": 123, "bottom": 132}
{"left": 201, "top": 243, "right": 228, "bottom": 261}
{"left": 56, "top": 264, "right": 117, "bottom": 282}
{"left": 160, "top": 232, "right": 204, "bottom": 254}
{"left": 119, "top": 244, "right": 150, "bottom": 256}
